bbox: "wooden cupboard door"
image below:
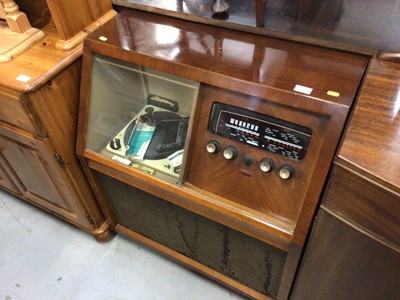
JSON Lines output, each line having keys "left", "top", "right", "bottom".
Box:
{"left": 291, "top": 209, "right": 400, "bottom": 300}
{"left": 0, "top": 133, "right": 90, "bottom": 227}
{"left": 0, "top": 154, "right": 20, "bottom": 194}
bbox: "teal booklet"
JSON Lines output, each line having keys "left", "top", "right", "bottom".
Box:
{"left": 126, "top": 122, "right": 155, "bottom": 159}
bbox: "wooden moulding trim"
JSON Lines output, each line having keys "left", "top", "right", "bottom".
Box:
{"left": 55, "top": 10, "right": 117, "bottom": 51}
{"left": 76, "top": 47, "right": 94, "bottom": 155}
{"left": 116, "top": 224, "right": 272, "bottom": 300}
{"left": 77, "top": 154, "right": 118, "bottom": 228}
{"left": 183, "top": 183, "right": 295, "bottom": 236}
{"left": 86, "top": 40, "right": 357, "bottom": 110}
{"left": 320, "top": 205, "right": 400, "bottom": 253}
{"left": 276, "top": 243, "right": 303, "bottom": 300}
{"left": 290, "top": 110, "right": 349, "bottom": 247}
{"left": 18, "top": 189, "right": 78, "bottom": 219}
{"left": 84, "top": 150, "right": 293, "bottom": 251}
{"left": 9, "top": 190, "right": 92, "bottom": 229}
{"left": 0, "top": 28, "right": 45, "bottom": 62}
{"left": 19, "top": 50, "right": 83, "bottom": 94}
{"left": 334, "top": 159, "right": 400, "bottom": 196}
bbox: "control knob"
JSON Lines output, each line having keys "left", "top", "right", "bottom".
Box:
{"left": 259, "top": 158, "right": 275, "bottom": 173}
{"left": 223, "top": 146, "right": 238, "bottom": 160}
{"left": 279, "top": 164, "right": 295, "bottom": 180}
{"left": 206, "top": 140, "right": 220, "bottom": 154}
{"left": 242, "top": 155, "right": 253, "bottom": 166}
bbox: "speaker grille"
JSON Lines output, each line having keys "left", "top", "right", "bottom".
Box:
{"left": 97, "top": 172, "right": 287, "bottom": 298}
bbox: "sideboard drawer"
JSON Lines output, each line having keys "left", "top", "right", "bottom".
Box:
{"left": 0, "top": 92, "right": 42, "bottom": 135}
{"left": 323, "top": 165, "right": 400, "bottom": 247}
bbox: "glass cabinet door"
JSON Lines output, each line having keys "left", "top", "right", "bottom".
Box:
{"left": 86, "top": 54, "right": 199, "bottom": 184}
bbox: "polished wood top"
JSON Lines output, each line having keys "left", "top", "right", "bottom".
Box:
{"left": 114, "top": 0, "right": 400, "bottom": 54}
{"left": 86, "top": 9, "right": 368, "bottom": 109}
{"left": 0, "top": 20, "right": 82, "bottom": 93}
{"left": 338, "top": 58, "right": 400, "bottom": 193}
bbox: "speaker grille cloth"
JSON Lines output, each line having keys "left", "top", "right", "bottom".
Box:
{"left": 98, "top": 172, "right": 287, "bottom": 298}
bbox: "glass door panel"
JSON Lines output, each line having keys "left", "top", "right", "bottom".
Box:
{"left": 86, "top": 54, "right": 199, "bottom": 184}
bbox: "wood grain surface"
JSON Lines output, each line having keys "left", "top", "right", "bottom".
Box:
{"left": 45, "top": 0, "right": 115, "bottom": 41}
{"left": 0, "top": 20, "right": 82, "bottom": 93}
{"left": 338, "top": 58, "right": 400, "bottom": 193}
{"left": 292, "top": 208, "right": 400, "bottom": 300}
{"left": 113, "top": 0, "right": 400, "bottom": 53}
{"left": 76, "top": 8, "right": 377, "bottom": 298}
{"left": 84, "top": 9, "right": 368, "bottom": 108}
{"left": 324, "top": 165, "right": 400, "bottom": 248}
{"left": 79, "top": 8, "right": 368, "bottom": 247}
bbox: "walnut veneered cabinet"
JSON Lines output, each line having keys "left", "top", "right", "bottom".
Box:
{"left": 76, "top": 9, "right": 369, "bottom": 299}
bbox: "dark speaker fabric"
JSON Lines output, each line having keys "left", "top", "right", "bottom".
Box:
{"left": 98, "top": 172, "right": 287, "bottom": 298}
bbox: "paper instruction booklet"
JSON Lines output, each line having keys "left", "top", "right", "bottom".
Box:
{"left": 126, "top": 121, "right": 155, "bottom": 159}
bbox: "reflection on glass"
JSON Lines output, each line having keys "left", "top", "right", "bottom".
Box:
{"left": 119, "top": 0, "right": 400, "bottom": 51}
{"left": 155, "top": 24, "right": 181, "bottom": 44}
{"left": 87, "top": 54, "right": 199, "bottom": 184}
{"left": 393, "top": 89, "right": 400, "bottom": 120}
{"left": 222, "top": 39, "right": 254, "bottom": 65}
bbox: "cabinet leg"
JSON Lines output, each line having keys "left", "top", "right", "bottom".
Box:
{"left": 93, "top": 222, "right": 115, "bottom": 243}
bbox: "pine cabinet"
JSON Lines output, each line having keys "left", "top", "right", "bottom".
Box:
{"left": 0, "top": 22, "right": 111, "bottom": 241}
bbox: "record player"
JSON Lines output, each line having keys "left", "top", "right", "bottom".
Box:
{"left": 106, "top": 95, "right": 189, "bottom": 178}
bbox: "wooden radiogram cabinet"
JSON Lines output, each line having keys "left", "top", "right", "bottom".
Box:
{"left": 77, "top": 9, "right": 369, "bottom": 299}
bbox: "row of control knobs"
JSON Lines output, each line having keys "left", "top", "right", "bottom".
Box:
{"left": 206, "top": 140, "right": 295, "bottom": 180}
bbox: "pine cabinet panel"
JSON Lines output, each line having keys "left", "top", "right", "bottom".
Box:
{"left": 0, "top": 90, "right": 43, "bottom": 134}
{"left": 0, "top": 122, "right": 95, "bottom": 227}
{"left": 0, "top": 154, "right": 20, "bottom": 194}
{"left": 0, "top": 134, "right": 73, "bottom": 212}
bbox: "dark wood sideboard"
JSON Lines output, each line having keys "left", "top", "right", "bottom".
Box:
{"left": 291, "top": 58, "right": 400, "bottom": 299}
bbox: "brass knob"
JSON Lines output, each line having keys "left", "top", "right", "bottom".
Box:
{"left": 260, "top": 158, "right": 275, "bottom": 173}
{"left": 206, "top": 140, "right": 220, "bottom": 154}
{"left": 279, "top": 164, "right": 295, "bottom": 180}
{"left": 223, "top": 146, "right": 238, "bottom": 160}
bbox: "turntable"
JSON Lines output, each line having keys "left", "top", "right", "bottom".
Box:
{"left": 106, "top": 99, "right": 189, "bottom": 178}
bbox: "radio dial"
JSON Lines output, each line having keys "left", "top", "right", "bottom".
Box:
{"left": 223, "top": 146, "right": 238, "bottom": 160}
{"left": 279, "top": 164, "right": 295, "bottom": 180}
{"left": 260, "top": 158, "right": 275, "bottom": 173}
{"left": 206, "top": 140, "right": 220, "bottom": 154}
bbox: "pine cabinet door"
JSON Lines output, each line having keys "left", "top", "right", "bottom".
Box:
{"left": 0, "top": 132, "right": 91, "bottom": 227}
